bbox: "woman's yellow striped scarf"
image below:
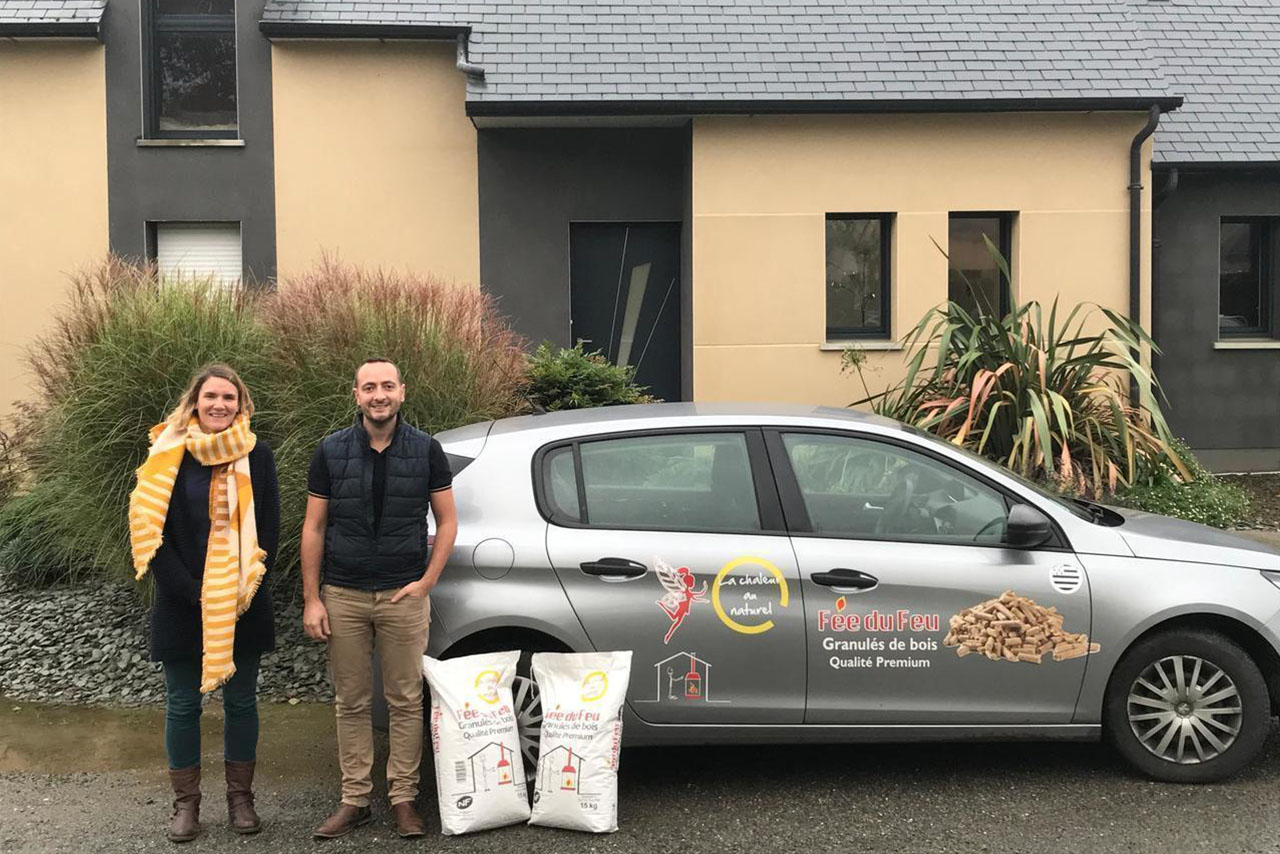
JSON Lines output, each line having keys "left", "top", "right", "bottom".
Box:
{"left": 129, "top": 415, "right": 267, "bottom": 693}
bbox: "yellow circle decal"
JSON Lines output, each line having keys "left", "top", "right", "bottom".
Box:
{"left": 580, "top": 670, "right": 609, "bottom": 702}
{"left": 474, "top": 669, "right": 500, "bottom": 705}
{"left": 712, "top": 556, "right": 790, "bottom": 635}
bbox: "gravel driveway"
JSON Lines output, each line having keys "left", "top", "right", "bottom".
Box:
{"left": 5, "top": 700, "right": 1280, "bottom": 854}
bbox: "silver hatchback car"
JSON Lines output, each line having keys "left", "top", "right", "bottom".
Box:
{"left": 420, "top": 403, "right": 1280, "bottom": 783}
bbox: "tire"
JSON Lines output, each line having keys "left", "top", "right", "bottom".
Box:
{"left": 512, "top": 650, "right": 543, "bottom": 787}
{"left": 1104, "top": 629, "right": 1270, "bottom": 783}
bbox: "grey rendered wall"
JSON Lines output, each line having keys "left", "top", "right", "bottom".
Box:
{"left": 104, "top": 0, "right": 276, "bottom": 282}
{"left": 1153, "top": 169, "right": 1280, "bottom": 470}
{"left": 477, "top": 126, "right": 687, "bottom": 393}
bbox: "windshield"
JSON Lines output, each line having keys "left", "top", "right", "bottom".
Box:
{"left": 896, "top": 424, "right": 1097, "bottom": 523}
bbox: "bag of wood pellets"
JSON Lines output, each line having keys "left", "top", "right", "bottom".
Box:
{"left": 528, "top": 650, "right": 632, "bottom": 833}
{"left": 423, "top": 652, "right": 530, "bottom": 835}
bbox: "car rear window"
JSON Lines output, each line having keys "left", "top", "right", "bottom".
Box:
{"left": 539, "top": 432, "right": 762, "bottom": 533}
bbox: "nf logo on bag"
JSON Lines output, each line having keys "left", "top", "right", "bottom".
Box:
{"left": 456, "top": 796, "right": 473, "bottom": 810}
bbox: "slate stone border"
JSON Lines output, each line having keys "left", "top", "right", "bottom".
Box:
{"left": 0, "top": 568, "right": 332, "bottom": 707}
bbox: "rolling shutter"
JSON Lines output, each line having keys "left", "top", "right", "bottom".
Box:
{"left": 155, "top": 222, "right": 242, "bottom": 286}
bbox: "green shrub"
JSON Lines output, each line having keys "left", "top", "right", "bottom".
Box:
{"left": 525, "top": 342, "right": 657, "bottom": 411}
{"left": 0, "top": 258, "right": 529, "bottom": 588}
{"left": 0, "top": 259, "right": 275, "bottom": 585}
{"left": 1108, "top": 439, "right": 1252, "bottom": 529}
{"left": 1110, "top": 478, "right": 1252, "bottom": 529}
{"left": 849, "top": 297, "right": 1190, "bottom": 497}
{"left": 258, "top": 260, "right": 529, "bottom": 580}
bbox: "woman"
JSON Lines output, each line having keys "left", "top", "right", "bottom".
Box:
{"left": 129, "top": 364, "right": 279, "bottom": 843}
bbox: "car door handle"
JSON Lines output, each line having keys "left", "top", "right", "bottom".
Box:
{"left": 580, "top": 558, "right": 648, "bottom": 579}
{"left": 811, "top": 568, "right": 879, "bottom": 590}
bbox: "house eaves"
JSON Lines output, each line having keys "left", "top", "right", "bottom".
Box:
{"left": 0, "top": 0, "right": 106, "bottom": 39}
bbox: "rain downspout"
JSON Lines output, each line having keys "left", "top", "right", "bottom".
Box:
{"left": 1129, "top": 105, "right": 1161, "bottom": 400}
{"left": 456, "top": 32, "right": 485, "bottom": 79}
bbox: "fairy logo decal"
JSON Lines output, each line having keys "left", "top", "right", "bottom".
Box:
{"left": 655, "top": 558, "right": 708, "bottom": 644}
{"left": 651, "top": 554, "right": 791, "bottom": 640}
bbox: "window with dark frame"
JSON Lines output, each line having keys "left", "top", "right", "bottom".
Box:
{"left": 542, "top": 433, "right": 762, "bottom": 533}
{"left": 1219, "top": 218, "right": 1275, "bottom": 338}
{"left": 825, "top": 214, "right": 892, "bottom": 340}
{"left": 146, "top": 0, "right": 238, "bottom": 138}
{"left": 948, "top": 213, "right": 1013, "bottom": 318}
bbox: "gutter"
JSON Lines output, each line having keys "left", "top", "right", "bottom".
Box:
{"left": 256, "top": 21, "right": 485, "bottom": 80}
{"left": 0, "top": 22, "right": 101, "bottom": 39}
{"left": 467, "top": 96, "right": 1184, "bottom": 119}
{"left": 257, "top": 22, "right": 468, "bottom": 40}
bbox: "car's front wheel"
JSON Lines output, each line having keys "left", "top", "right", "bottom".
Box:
{"left": 1104, "top": 629, "right": 1270, "bottom": 783}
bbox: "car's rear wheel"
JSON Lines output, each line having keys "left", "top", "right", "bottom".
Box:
{"left": 1105, "top": 629, "right": 1269, "bottom": 783}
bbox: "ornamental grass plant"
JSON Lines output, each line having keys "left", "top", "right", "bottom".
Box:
{"left": 0, "top": 259, "right": 274, "bottom": 585}
{"left": 258, "top": 260, "right": 529, "bottom": 580}
{"left": 0, "top": 258, "right": 529, "bottom": 588}
{"left": 848, "top": 296, "right": 1192, "bottom": 499}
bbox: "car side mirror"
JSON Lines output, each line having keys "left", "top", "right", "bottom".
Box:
{"left": 1004, "top": 503, "right": 1053, "bottom": 549}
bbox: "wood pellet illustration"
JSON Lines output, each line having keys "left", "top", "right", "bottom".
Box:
{"left": 942, "top": 590, "right": 1100, "bottom": 664}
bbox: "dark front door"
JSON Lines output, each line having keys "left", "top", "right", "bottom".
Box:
{"left": 569, "top": 222, "right": 682, "bottom": 402}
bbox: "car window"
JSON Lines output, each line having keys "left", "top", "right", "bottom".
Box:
{"left": 570, "top": 433, "right": 761, "bottom": 532}
{"left": 897, "top": 424, "right": 1095, "bottom": 523}
{"left": 782, "top": 433, "right": 1008, "bottom": 544}
{"left": 542, "top": 446, "right": 581, "bottom": 521}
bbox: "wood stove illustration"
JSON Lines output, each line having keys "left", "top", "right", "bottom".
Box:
{"left": 683, "top": 665, "right": 702, "bottom": 699}
{"left": 652, "top": 651, "right": 712, "bottom": 701}
{"left": 458, "top": 741, "right": 522, "bottom": 794}
{"left": 561, "top": 758, "right": 578, "bottom": 791}
{"left": 497, "top": 745, "right": 513, "bottom": 786}
{"left": 539, "top": 745, "right": 594, "bottom": 796}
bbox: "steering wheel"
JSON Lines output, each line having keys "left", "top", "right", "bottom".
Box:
{"left": 972, "top": 515, "right": 1007, "bottom": 543}
{"left": 874, "top": 473, "right": 916, "bottom": 536}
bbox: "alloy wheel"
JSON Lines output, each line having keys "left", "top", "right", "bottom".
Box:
{"left": 513, "top": 674, "right": 542, "bottom": 781}
{"left": 1127, "top": 654, "right": 1243, "bottom": 764}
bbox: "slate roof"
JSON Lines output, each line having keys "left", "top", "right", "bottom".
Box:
{"left": 1131, "top": 0, "right": 1280, "bottom": 165}
{"left": 261, "top": 0, "right": 1175, "bottom": 110}
{"left": 0, "top": 0, "right": 106, "bottom": 35}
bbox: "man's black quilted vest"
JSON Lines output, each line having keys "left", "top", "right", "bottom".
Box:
{"left": 320, "top": 416, "right": 433, "bottom": 590}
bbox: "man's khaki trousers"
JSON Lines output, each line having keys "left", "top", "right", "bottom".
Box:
{"left": 322, "top": 584, "right": 430, "bottom": 807}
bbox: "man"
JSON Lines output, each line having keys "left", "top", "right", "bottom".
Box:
{"left": 302, "top": 358, "right": 458, "bottom": 839}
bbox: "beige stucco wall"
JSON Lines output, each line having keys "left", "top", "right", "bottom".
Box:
{"left": 0, "top": 41, "right": 108, "bottom": 418}
{"left": 272, "top": 41, "right": 480, "bottom": 286}
{"left": 691, "top": 112, "right": 1153, "bottom": 406}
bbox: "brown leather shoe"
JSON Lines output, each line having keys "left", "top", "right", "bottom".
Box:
{"left": 391, "top": 802, "right": 426, "bottom": 838}
{"left": 224, "top": 760, "right": 262, "bottom": 834}
{"left": 313, "top": 803, "right": 372, "bottom": 839}
{"left": 167, "top": 766, "right": 201, "bottom": 843}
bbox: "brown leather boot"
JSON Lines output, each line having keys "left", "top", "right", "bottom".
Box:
{"left": 391, "top": 802, "right": 426, "bottom": 838}
{"left": 167, "top": 766, "right": 201, "bottom": 843}
{"left": 224, "top": 760, "right": 261, "bottom": 834}
{"left": 313, "top": 803, "right": 371, "bottom": 839}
